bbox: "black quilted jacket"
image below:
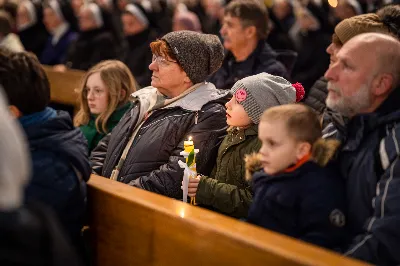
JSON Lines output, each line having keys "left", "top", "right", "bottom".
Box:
{"left": 91, "top": 88, "right": 229, "bottom": 199}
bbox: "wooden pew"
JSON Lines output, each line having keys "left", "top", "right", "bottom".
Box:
{"left": 87, "top": 175, "right": 370, "bottom": 266}
{"left": 42, "top": 65, "right": 85, "bottom": 111}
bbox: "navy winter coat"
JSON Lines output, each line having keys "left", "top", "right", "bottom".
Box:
{"left": 248, "top": 161, "right": 347, "bottom": 250}
{"left": 331, "top": 87, "right": 400, "bottom": 265}
{"left": 23, "top": 111, "right": 91, "bottom": 249}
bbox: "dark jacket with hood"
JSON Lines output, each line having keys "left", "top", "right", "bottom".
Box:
{"left": 21, "top": 108, "right": 91, "bottom": 250}
{"left": 65, "top": 28, "right": 117, "bottom": 70}
{"left": 328, "top": 86, "right": 400, "bottom": 265}
{"left": 208, "top": 41, "right": 290, "bottom": 90}
{"left": 247, "top": 157, "right": 347, "bottom": 250}
{"left": 196, "top": 125, "right": 261, "bottom": 219}
{"left": 91, "top": 84, "right": 229, "bottom": 199}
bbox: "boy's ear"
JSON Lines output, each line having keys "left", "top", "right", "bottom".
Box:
{"left": 9, "top": 105, "right": 22, "bottom": 118}
{"left": 296, "top": 142, "right": 311, "bottom": 161}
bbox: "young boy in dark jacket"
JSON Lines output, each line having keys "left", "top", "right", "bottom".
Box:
{"left": 185, "top": 73, "right": 304, "bottom": 219}
{"left": 246, "top": 104, "right": 347, "bottom": 250}
{"left": 0, "top": 49, "right": 91, "bottom": 255}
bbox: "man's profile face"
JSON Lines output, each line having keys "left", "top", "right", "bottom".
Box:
{"left": 220, "top": 14, "right": 248, "bottom": 52}
{"left": 324, "top": 41, "right": 376, "bottom": 117}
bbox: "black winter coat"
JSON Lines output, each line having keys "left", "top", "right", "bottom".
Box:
{"left": 208, "top": 41, "right": 290, "bottom": 90}
{"left": 91, "top": 85, "right": 229, "bottom": 199}
{"left": 248, "top": 161, "right": 347, "bottom": 250}
{"left": 65, "top": 28, "right": 117, "bottom": 70}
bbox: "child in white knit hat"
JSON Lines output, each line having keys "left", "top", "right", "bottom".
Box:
{"left": 183, "top": 72, "right": 304, "bottom": 219}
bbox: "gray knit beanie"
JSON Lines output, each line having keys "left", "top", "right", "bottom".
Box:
{"left": 162, "top": 30, "right": 224, "bottom": 84}
{"left": 231, "top": 73, "right": 297, "bottom": 124}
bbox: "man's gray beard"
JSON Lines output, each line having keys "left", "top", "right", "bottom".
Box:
{"left": 326, "top": 82, "right": 372, "bottom": 117}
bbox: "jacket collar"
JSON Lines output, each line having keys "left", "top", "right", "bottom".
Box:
{"left": 225, "top": 124, "right": 258, "bottom": 146}
{"left": 19, "top": 107, "right": 57, "bottom": 128}
{"left": 51, "top": 22, "right": 70, "bottom": 45}
{"left": 344, "top": 86, "right": 400, "bottom": 151}
{"left": 253, "top": 161, "right": 316, "bottom": 184}
{"left": 135, "top": 82, "right": 229, "bottom": 111}
{"left": 225, "top": 40, "right": 276, "bottom": 66}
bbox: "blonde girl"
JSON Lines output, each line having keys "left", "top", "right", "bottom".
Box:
{"left": 74, "top": 60, "right": 136, "bottom": 152}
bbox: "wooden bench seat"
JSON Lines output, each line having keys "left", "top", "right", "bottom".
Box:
{"left": 87, "top": 175, "right": 370, "bottom": 266}
{"left": 42, "top": 65, "right": 85, "bottom": 110}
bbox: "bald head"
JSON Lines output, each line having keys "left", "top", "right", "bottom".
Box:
{"left": 325, "top": 33, "right": 400, "bottom": 117}
{"left": 345, "top": 33, "right": 400, "bottom": 89}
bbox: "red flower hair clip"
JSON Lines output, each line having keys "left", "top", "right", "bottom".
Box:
{"left": 292, "top": 82, "right": 305, "bottom": 102}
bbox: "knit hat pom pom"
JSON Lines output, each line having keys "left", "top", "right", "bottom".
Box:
{"left": 292, "top": 82, "right": 305, "bottom": 102}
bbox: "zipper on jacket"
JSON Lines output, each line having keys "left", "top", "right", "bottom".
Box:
{"left": 195, "top": 111, "right": 198, "bottom": 124}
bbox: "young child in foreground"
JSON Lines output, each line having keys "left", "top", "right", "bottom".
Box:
{"left": 246, "top": 104, "right": 347, "bottom": 250}
{"left": 185, "top": 73, "right": 304, "bottom": 219}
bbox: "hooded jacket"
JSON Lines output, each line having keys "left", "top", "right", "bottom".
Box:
{"left": 22, "top": 109, "right": 91, "bottom": 249}
{"left": 0, "top": 90, "right": 82, "bottom": 266}
{"left": 91, "top": 83, "right": 229, "bottom": 199}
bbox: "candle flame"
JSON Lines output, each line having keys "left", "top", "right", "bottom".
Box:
{"left": 188, "top": 136, "right": 192, "bottom": 141}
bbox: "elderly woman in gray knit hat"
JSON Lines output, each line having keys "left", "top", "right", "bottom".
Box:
{"left": 91, "top": 30, "right": 230, "bottom": 199}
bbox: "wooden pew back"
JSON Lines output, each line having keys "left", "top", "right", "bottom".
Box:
{"left": 87, "top": 175, "right": 370, "bottom": 266}
{"left": 42, "top": 66, "right": 85, "bottom": 110}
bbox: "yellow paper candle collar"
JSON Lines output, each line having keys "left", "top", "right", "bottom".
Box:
{"left": 184, "top": 136, "right": 194, "bottom": 153}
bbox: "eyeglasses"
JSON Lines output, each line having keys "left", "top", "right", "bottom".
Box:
{"left": 152, "top": 54, "right": 177, "bottom": 67}
{"left": 83, "top": 87, "right": 105, "bottom": 98}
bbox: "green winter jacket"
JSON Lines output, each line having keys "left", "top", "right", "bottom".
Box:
{"left": 80, "top": 102, "right": 132, "bottom": 152}
{"left": 196, "top": 125, "right": 261, "bottom": 218}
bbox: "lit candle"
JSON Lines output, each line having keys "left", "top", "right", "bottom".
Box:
{"left": 184, "top": 136, "right": 194, "bottom": 153}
